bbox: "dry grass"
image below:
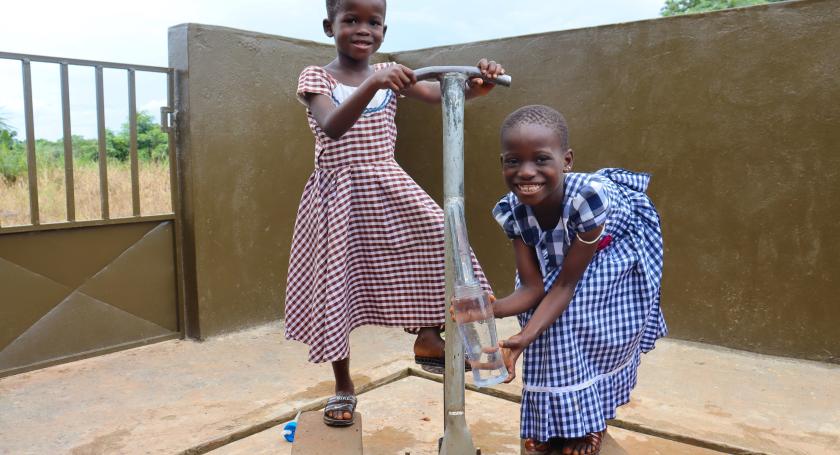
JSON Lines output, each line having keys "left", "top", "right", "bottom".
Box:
{"left": 0, "top": 161, "right": 172, "bottom": 227}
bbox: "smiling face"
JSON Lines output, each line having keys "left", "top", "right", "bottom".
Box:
{"left": 501, "top": 123, "right": 573, "bottom": 209}
{"left": 323, "top": 0, "right": 387, "bottom": 62}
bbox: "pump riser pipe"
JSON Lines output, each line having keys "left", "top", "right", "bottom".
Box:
{"left": 440, "top": 72, "right": 477, "bottom": 455}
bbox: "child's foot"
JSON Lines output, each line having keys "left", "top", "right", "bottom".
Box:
{"left": 523, "top": 438, "right": 551, "bottom": 454}
{"left": 413, "top": 328, "right": 445, "bottom": 359}
{"left": 326, "top": 358, "right": 355, "bottom": 425}
{"left": 561, "top": 430, "right": 604, "bottom": 455}
{"left": 413, "top": 328, "right": 472, "bottom": 373}
{"left": 323, "top": 392, "right": 357, "bottom": 427}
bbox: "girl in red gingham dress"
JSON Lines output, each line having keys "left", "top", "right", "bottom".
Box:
{"left": 285, "top": 0, "right": 504, "bottom": 427}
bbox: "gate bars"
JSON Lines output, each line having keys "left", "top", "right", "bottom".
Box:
{"left": 0, "top": 51, "right": 176, "bottom": 232}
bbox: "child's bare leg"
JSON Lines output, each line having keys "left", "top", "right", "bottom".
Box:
{"left": 413, "top": 327, "right": 445, "bottom": 358}
{"left": 329, "top": 358, "right": 354, "bottom": 421}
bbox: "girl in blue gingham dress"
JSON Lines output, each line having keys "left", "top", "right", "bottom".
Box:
{"left": 491, "top": 105, "right": 666, "bottom": 455}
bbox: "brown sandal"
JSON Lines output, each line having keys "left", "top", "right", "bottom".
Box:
{"left": 523, "top": 438, "right": 551, "bottom": 455}
{"left": 561, "top": 430, "right": 604, "bottom": 455}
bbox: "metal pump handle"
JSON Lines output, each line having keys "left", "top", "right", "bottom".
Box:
{"left": 414, "top": 65, "right": 512, "bottom": 87}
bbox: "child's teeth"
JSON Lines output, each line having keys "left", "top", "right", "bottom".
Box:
{"left": 519, "top": 184, "right": 541, "bottom": 193}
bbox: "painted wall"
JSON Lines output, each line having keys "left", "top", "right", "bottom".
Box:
{"left": 392, "top": 0, "right": 839, "bottom": 362}
{"left": 169, "top": 0, "right": 839, "bottom": 362}
{"left": 168, "top": 24, "right": 335, "bottom": 337}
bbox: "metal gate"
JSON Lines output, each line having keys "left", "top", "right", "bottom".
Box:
{"left": 0, "top": 52, "right": 185, "bottom": 377}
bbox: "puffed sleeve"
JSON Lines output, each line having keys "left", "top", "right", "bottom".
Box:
{"left": 492, "top": 194, "right": 520, "bottom": 239}
{"left": 570, "top": 179, "right": 610, "bottom": 233}
{"left": 296, "top": 66, "right": 334, "bottom": 106}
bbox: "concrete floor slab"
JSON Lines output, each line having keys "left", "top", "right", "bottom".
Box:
{"left": 0, "top": 323, "right": 416, "bottom": 454}
{"left": 213, "top": 375, "right": 724, "bottom": 454}
{"left": 1, "top": 319, "right": 838, "bottom": 454}
{"left": 484, "top": 320, "right": 840, "bottom": 455}
{"left": 618, "top": 339, "right": 840, "bottom": 455}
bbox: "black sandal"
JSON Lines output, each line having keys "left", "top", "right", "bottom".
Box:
{"left": 414, "top": 356, "right": 471, "bottom": 375}
{"left": 323, "top": 393, "right": 357, "bottom": 427}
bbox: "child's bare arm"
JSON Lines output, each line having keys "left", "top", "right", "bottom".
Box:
{"left": 517, "top": 225, "right": 605, "bottom": 344}
{"left": 306, "top": 65, "right": 417, "bottom": 139}
{"left": 492, "top": 238, "right": 546, "bottom": 318}
{"left": 401, "top": 81, "right": 442, "bottom": 104}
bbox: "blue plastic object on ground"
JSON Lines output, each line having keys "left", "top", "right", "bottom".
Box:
{"left": 282, "top": 411, "right": 302, "bottom": 443}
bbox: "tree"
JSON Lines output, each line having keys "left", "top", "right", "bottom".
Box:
{"left": 0, "top": 129, "right": 16, "bottom": 149}
{"left": 109, "top": 111, "right": 169, "bottom": 162}
{"left": 72, "top": 135, "right": 99, "bottom": 162}
{"left": 0, "top": 130, "right": 24, "bottom": 183}
{"left": 0, "top": 112, "right": 12, "bottom": 133}
{"left": 661, "top": 0, "right": 785, "bottom": 16}
{"left": 136, "top": 111, "right": 169, "bottom": 162}
{"left": 0, "top": 110, "right": 27, "bottom": 182}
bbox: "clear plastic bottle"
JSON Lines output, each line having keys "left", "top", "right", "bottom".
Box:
{"left": 447, "top": 199, "right": 508, "bottom": 387}
{"left": 453, "top": 284, "right": 508, "bottom": 387}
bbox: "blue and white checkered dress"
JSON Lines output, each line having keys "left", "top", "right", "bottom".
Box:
{"left": 492, "top": 168, "right": 667, "bottom": 441}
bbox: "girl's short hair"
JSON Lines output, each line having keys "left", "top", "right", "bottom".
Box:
{"left": 326, "top": 0, "right": 342, "bottom": 20}
{"left": 501, "top": 105, "right": 569, "bottom": 151}
{"left": 326, "top": 0, "right": 387, "bottom": 20}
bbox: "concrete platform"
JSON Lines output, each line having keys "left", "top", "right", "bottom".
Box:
{"left": 290, "top": 411, "right": 363, "bottom": 455}
{"left": 213, "top": 375, "right": 724, "bottom": 455}
{"left": 1, "top": 319, "right": 838, "bottom": 454}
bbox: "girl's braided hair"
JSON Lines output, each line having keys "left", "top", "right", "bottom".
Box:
{"left": 501, "top": 105, "right": 570, "bottom": 151}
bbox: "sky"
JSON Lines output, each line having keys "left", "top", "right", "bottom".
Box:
{"left": 0, "top": 0, "right": 665, "bottom": 140}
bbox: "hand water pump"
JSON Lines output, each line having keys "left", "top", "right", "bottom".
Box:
{"left": 414, "top": 66, "right": 512, "bottom": 455}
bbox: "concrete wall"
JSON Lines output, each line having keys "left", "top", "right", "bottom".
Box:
{"left": 169, "top": 24, "right": 337, "bottom": 337}
{"left": 170, "top": 0, "right": 839, "bottom": 362}
{"left": 392, "top": 0, "right": 839, "bottom": 363}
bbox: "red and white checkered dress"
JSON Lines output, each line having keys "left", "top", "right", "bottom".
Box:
{"left": 285, "top": 63, "right": 490, "bottom": 363}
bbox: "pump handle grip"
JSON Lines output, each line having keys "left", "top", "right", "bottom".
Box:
{"left": 414, "top": 66, "right": 511, "bottom": 87}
